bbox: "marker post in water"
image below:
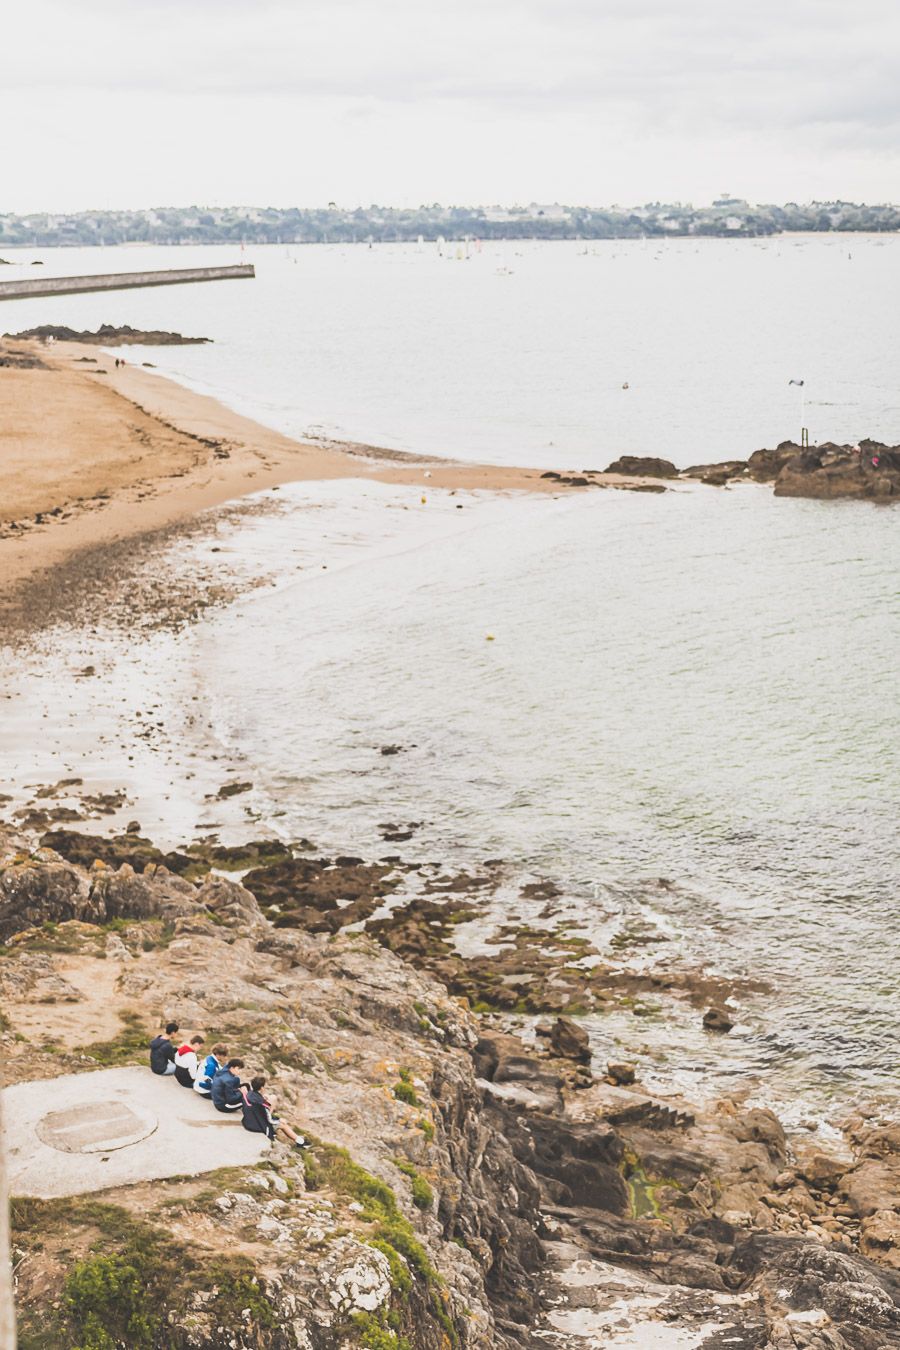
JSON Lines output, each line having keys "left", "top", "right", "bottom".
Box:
{"left": 789, "top": 378, "right": 808, "bottom": 446}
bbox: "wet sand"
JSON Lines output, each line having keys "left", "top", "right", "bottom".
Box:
{"left": 0, "top": 338, "right": 654, "bottom": 610}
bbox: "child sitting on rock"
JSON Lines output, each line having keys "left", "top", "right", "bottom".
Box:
{"left": 241, "top": 1076, "right": 307, "bottom": 1150}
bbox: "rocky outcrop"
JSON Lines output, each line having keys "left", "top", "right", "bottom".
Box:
{"left": 245, "top": 854, "right": 402, "bottom": 932}
{"left": 681, "top": 458, "right": 749, "bottom": 484}
{"left": 747, "top": 441, "right": 805, "bottom": 481}
{"left": 3, "top": 845, "right": 548, "bottom": 1347}
{"left": 548, "top": 1015, "right": 591, "bottom": 1062}
{"left": 8, "top": 323, "right": 211, "bottom": 345}
{"left": 679, "top": 439, "right": 900, "bottom": 500}
{"left": 5, "top": 841, "right": 900, "bottom": 1347}
{"left": 0, "top": 847, "right": 250, "bottom": 941}
{"left": 774, "top": 442, "right": 900, "bottom": 499}
{"left": 605, "top": 455, "right": 679, "bottom": 477}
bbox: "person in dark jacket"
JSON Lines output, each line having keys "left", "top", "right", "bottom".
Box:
{"left": 149, "top": 1021, "right": 179, "bottom": 1075}
{"left": 240, "top": 1076, "right": 307, "bottom": 1149}
{"left": 211, "top": 1058, "right": 245, "bottom": 1112}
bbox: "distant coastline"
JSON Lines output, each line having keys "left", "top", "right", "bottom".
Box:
{"left": 4, "top": 198, "right": 900, "bottom": 246}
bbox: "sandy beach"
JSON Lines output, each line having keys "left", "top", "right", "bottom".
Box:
{"left": 0, "top": 337, "right": 655, "bottom": 614}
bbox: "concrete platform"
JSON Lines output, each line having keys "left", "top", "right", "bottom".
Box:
{"left": 4, "top": 1066, "right": 269, "bottom": 1198}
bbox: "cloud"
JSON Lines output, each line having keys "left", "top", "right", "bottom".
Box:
{"left": 3, "top": 0, "right": 900, "bottom": 209}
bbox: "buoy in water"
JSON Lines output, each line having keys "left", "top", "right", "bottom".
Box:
{"left": 421, "top": 495, "right": 427, "bottom": 504}
{"left": 485, "top": 633, "right": 495, "bottom": 641}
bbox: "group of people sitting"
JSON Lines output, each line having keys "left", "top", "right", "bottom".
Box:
{"left": 148, "top": 1021, "right": 307, "bottom": 1150}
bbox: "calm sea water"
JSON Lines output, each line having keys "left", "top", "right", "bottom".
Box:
{"left": 8, "top": 234, "right": 900, "bottom": 465}
{"left": 3, "top": 239, "right": 898, "bottom": 1118}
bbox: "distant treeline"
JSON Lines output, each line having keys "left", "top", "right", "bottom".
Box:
{"left": 3, "top": 200, "right": 900, "bottom": 246}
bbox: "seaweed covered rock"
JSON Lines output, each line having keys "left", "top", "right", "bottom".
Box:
{"left": 245, "top": 855, "right": 403, "bottom": 932}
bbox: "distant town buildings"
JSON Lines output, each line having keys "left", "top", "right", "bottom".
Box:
{"left": 1, "top": 200, "right": 899, "bottom": 246}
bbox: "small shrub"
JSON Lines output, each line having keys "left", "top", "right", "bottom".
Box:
{"left": 394, "top": 1160, "right": 433, "bottom": 1210}
{"left": 392, "top": 1081, "right": 420, "bottom": 1108}
{"left": 350, "top": 1311, "right": 411, "bottom": 1348}
{"left": 65, "top": 1252, "right": 156, "bottom": 1348}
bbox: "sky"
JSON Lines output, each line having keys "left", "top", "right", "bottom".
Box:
{"left": 3, "top": 0, "right": 900, "bottom": 212}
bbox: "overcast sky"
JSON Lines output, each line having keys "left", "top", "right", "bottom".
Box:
{"left": 4, "top": 0, "right": 899, "bottom": 212}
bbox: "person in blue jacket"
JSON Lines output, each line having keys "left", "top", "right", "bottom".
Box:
{"left": 211, "top": 1058, "right": 245, "bottom": 1112}
{"left": 194, "top": 1044, "right": 228, "bottom": 1098}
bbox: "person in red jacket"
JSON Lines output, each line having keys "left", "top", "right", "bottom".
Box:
{"left": 173, "top": 1034, "right": 206, "bottom": 1088}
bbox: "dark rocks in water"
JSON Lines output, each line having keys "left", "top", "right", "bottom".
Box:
{"left": 40, "top": 828, "right": 200, "bottom": 878}
{"left": 245, "top": 854, "right": 402, "bottom": 933}
{"left": 607, "top": 1061, "right": 636, "bottom": 1085}
{"left": 214, "top": 780, "right": 252, "bottom": 799}
{"left": 550, "top": 1015, "right": 592, "bottom": 1063}
{"left": 745, "top": 442, "right": 805, "bottom": 481}
{"left": 681, "top": 459, "right": 748, "bottom": 485}
{"left": 7, "top": 323, "right": 211, "bottom": 346}
{"left": 605, "top": 455, "right": 678, "bottom": 478}
{"left": 677, "top": 439, "right": 900, "bottom": 499}
{"left": 775, "top": 441, "right": 900, "bottom": 500}
{"left": 703, "top": 1005, "right": 735, "bottom": 1033}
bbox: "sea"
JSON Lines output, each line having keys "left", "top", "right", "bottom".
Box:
{"left": 2, "top": 236, "right": 898, "bottom": 1126}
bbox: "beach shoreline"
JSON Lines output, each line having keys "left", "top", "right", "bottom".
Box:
{"left": 0, "top": 337, "right": 661, "bottom": 614}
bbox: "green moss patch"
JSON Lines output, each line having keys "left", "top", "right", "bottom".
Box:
{"left": 11, "top": 1197, "right": 274, "bottom": 1349}
{"left": 303, "top": 1142, "right": 457, "bottom": 1346}
{"left": 394, "top": 1160, "right": 434, "bottom": 1210}
{"left": 77, "top": 1010, "right": 149, "bottom": 1067}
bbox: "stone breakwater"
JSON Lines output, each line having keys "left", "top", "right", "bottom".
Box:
{"left": 3, "top": 828, "right": 900, "bottom": 1348}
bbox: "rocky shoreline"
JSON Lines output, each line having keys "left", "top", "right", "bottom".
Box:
{"left": 6, "top": 323, "right": 211, "bottom": 345}
{"left": 4, "top": 823, "right": 900, "bottom": 1348}
{"left": 588, "top": 442, "right": 900, "bottom": 501}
